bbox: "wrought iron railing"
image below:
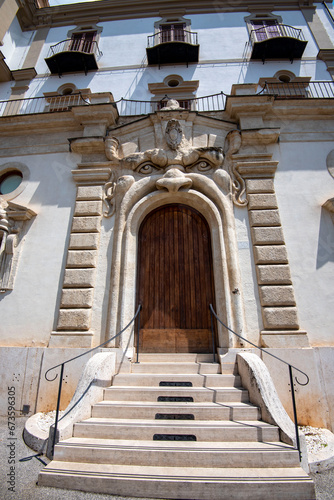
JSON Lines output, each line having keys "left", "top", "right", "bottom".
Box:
{"left": 209, "top": 304, "right": 309, "bottom": 461}
{"left": 44, "top": 304, "right": 141, "bottom": 458}
{"left": 0, "top": 93, "right": 88, "bottom": 117}
{"left": 47, "top": 39, "right": 102, "bottom": 58}
{"left": 1, "top": 82, "right": 334, "bottom": 119}
{"left": 263, "top": 80, "right": 334, "bottom": 99}
{"left": 250, "top": 24, "right": 305, "bottom": 44}
{"left": 116, "top": 93, "right": 226, "bottom": 115}
{"left": 148, "top": 29, "right": 198, "bottom": 48}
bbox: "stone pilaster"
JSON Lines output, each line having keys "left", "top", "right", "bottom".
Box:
{"left": 49, "top": 167, "right": 111, "bottom": 348}
{"left": 236, "top": 158, "right": 310, "bottom": 348}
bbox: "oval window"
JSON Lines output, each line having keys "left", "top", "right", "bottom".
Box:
{"left": 0, "top": 171, "right": 23, "bottom": 195}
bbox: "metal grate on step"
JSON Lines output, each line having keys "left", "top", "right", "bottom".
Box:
{"left": 159, "top": 381, "right": 193, "bottom": 387}
{"left": 157, "top": 396, "right": 194, "bottom": 402}
{"left": 155, "top": 413, "right": 195, "bottom": 420}
{"left": 153, "top": 434, "right": 197, "bottom": 441}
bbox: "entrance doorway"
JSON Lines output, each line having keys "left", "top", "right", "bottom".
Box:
{"left": 136, "top": 204, "right": 216, "bottom": 353}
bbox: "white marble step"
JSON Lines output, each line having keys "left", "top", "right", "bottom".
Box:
{"left": 39, "top": 462, "right": 315, "bottom": 500}
{"left": 134, "top": 353, "right": 218, "bottom": 363}
{"left": 91, "top": 401, "right": 260, "bottom": 420}
{"left": 54, "top": 437, "right": 300, "bottom": 468}
{"left": 112, "top": 373, "right": 241, "bottom": 387}
{"left": 73, "top": 418, "right": 280, "bottom": 442}
{"left": 131, "top": 362, "right": 220, "bottom": 374}
{"left": 103, "top": 386, "right": 249, "bottom": 402}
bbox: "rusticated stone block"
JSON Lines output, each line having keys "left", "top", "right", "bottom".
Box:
{"left": 259, "top": 285, "right": 296, "bottom": 306}
{"left": 257, "top": 264, "right": 292, "bottom": 284}
{"left": 63, "top": 268, "right": 96, "bottom": 288}
{"left": 246, "top": 179, "right": 275, "bottom": 194}
{"left": 263, "top": 307, "right": 299, "bottom": 330}
{"left": 69, "top": 233, "right": 99, "bottom": 250}
{"left": 61, "top": 288, "right": 94, "bottom": 308}
{"left": 251, "top": 227, "right": 285, "bottom": 245}
{"left": 67, "top": 250, "right": 97, "bottom": 268}
{"left": 248, "top": 194, "right": 278, "bottom": 210}
{"left": 74, "top": 200, "right": 102, "bottom": 216}
{"left": 76, "top": 185, "right": 103, "bottom": 201}
{"left": 72, "top": 216, "right": 100, "bottom": 233}
{"left": 253, "top": 245, "right": 288, "bottom": 264}
{"left": 249, "top": 209, "right": 281, "bottom": 227}
{"left": 57, "top": 309, "right": 91, "bottom": 331}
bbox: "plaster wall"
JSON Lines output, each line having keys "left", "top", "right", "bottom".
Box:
{"left": 0, "top": 152, "right": 78, "bottom": 346}
{"left": 1, "top": 16, "right": 34, "bottom": 70}
{"left": 273, "top": 140, "right": 334, "bottom": 346}
{"left": 234, "top": 205, "right": 263, "bottom": 345}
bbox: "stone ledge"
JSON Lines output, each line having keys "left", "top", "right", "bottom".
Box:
{"left": 260, "top": 330, "right": 310, "bottom": 348}
{"left": 253, "top": 245, "right": 288, "bottom": 264}
{"left": 48, "top": 332, "right": 94, "bottom": 348}
{"left": 69, "top": 233, "right": 100, "bottom": 250}
{"left": 249, "top": 209, "right": 281, "bottom": 227}
{"left": 257, "top": 264, "right": 292, "bottom": 285}
{"left": 251, "top": 226, "right": 285, "bottom": 245}
{"left": 263, "top": 307, "right": 299, "bottom": 330}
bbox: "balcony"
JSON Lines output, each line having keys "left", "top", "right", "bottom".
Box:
{"left": 249, "top": 24, "right": 307, "bottom": 62}
{"left": 45, "top": 38, "right": 102, "bottom": 76}
{"left": 147, "top": 28, "right": 199, "bottom": 66}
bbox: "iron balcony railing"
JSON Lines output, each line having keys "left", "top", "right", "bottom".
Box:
{"left": 0, "top": 93, "right": 88, "bottom": 117}
{"left": 250, "top": 24, "right": 305, "bottom": 44}
{"left": 1, "top": 82, "right": 334, "bottom": 119}
{"left": 147, "top": 29, "right": 198, "bottom": 48}
{"left": 263, "top": 81, "right": 334, "bottom": 99}
{"left": 47, "top": 39, "right": 102, "bottom": 58}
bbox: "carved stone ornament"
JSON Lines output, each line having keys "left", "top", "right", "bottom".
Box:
{"left": 0, "top": 201, "right": 36, "bottom": 293}
{"left": 165, "top": 119, "right": 182, "bottom": 150}
{"left": 224, "top": 130, "right": 247, "bottom": 207}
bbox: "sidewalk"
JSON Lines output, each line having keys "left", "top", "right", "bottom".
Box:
{"left": 1, "top": 416, "right": 333, "bottom": 500}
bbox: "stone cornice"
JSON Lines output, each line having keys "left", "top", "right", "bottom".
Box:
{"left": 17, "top": 0, "right": 323, "bottom": 30}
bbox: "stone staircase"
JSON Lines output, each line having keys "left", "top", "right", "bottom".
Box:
{"left": 38, "top": 353, "right": 315, "bottom": 499}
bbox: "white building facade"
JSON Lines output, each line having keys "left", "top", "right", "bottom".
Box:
{"left": 0, "top": 0, "right": 334, "bottom": 436}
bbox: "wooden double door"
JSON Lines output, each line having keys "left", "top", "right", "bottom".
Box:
{"left": 137, "top": 204, "right": 215, "bottom": 353}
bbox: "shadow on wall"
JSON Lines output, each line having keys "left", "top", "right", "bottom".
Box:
{"left": 316, "top": 206, "right": 334, "bottom": 269}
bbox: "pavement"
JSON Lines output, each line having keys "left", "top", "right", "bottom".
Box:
{"left": 1, "top": 416, "right": 333, "bottom": 500}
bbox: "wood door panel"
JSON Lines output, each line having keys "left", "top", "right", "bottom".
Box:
{"left": 139, "top": 329, "right": 212, "bottom": 353}
{"left": 137, "top": 204, "right": 215, "bottom": 353}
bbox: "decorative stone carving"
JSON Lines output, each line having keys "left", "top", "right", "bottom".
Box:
{"left": 165, "top": 119, "right": 182, "bottom": 150}
{"left": 0, "top": 201, "right": 36, "bottom": 293}
{"left": 104, "top": 174, "right": 134, "bottom": 218}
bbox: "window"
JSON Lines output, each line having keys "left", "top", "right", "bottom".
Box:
{"left": 0, "top": 171, "right": 23, "bottom": 195}
{"left": 159, "top": 23, "right": 186, "bottom": 43}
{"left": 251, "top": 20, "right": 281, "bottom": 42}
{"left": 69, "top": 31, "right": 97, "bottom": 53}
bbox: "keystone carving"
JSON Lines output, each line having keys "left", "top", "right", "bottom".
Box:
{"left": 0, "top": 201, "right": 36, "bottom": 293}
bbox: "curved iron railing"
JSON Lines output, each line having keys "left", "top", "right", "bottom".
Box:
{"left": 47, "top": 39, "right": 102, "bottom": 58}
{"left": 148, "top": 29, "right": 198, "bottom": 48}
{"left": 209, "top": 304, "right": 309, "bottom": 461}
{"left": 45, "top": 304, "right": 141, "bottom": 457}
{"left": 250, "top": 24, "right": 305, "bottom": 44}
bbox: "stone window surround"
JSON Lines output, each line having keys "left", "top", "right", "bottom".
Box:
{"left": 66, "top": 23, "right": 103, "bottom": 50}
{"left": 244, "top": 13, "right": 283, "bottom": 37}
{"left": 153, "top": 16, "right": 191, "bottom": 33}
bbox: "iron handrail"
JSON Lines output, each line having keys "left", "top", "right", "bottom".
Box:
{"left": 209, "top": 304, "right": 309, "bottom": 461}
{"left": 45, "top": 304, "right": 142, "bottom": 457}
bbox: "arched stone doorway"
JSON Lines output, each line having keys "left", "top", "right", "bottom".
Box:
{"left": 136, "top": 203, "right": 216, "bottom": 353}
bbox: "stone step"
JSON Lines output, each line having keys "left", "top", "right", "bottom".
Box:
{"left": 112, "top": 373, "right": 241, "bottom": 387}
{"left": 54, "top": 438, "right": 300, "bottom": 468}
{"left": 73, "top": 418, "right": 280, "bottom": 442}
{"left": 38, "top": 462, "right": 315, "bottom": 500}
{"left": 134, "top": 353, "right": 218, "bottom": 363}
{"left": 131, "top": 362, "right": 220, "bottom": 374}
{"left": 91, "top": 401, "right": 260, "bottom": 420}
{"left": 103, "top": 386, "right": 249, "bottom": 403}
